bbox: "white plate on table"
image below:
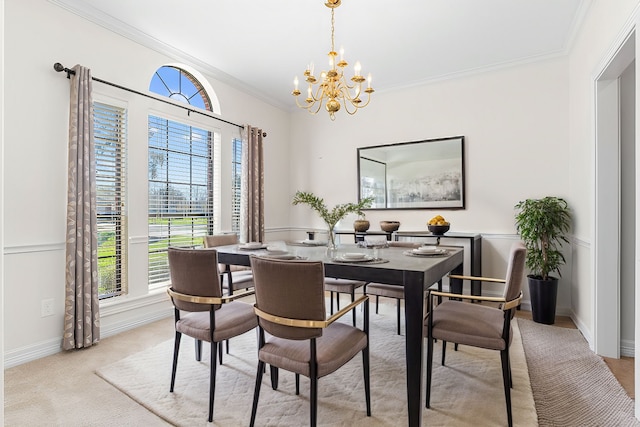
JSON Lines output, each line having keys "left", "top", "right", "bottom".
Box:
{"left": 266, "top": 247, "right": 289, "bottom": 255}
{"left": 264, "top": 254, "right": 300, "bottom": 260}
{"left": 413, "top": 246, "right": 441, "bottom": 255}
{"left": 301, "top": 239, "right": 326, "bottom": 246}
{"left": 239, "top": 242, "right": 267, "bottom": 250}
{"left": 335, "top": 253, "right": 374, "bottom": 263}
{"left": 405, "top": 248, "right": 448, "bottom": 257}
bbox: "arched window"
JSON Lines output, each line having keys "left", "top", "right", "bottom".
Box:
{"left": 149, "top": 65, "right": 212, "bottom": 111}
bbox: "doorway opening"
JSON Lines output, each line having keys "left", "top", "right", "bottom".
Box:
{"left": 593, "top": 27, "right": 636, "bottom": 413}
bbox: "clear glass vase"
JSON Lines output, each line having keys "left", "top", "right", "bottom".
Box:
{"left": 326, "top": 226, "right": 338, "bottom": 258}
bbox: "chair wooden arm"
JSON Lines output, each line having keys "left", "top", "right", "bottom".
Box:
{"left": 448, "top": 274, "right": 506, "bottom": 284}
{"left": 167, "top": 287, "right": 255, "bottom": 305}
{"left": 253, "top": 295, "right": 369, "bottom": 329}
{"left": 430, "top": 290, "right": 522, "bottom": 311}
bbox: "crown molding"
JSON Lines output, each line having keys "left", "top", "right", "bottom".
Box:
{"left": 47, "top": 0, "right": 289, "bottom": 111}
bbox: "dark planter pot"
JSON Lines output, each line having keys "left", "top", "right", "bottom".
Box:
{"left": 528, "top": 275, "right": 558, "bottom": 325}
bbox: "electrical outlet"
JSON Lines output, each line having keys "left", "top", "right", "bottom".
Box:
{"left": 41, "top": 298, "right": 54, "bottom": 317}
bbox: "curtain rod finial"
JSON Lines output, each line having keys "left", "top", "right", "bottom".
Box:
{"left": 53, "top": 62, "right": 65, "bottom": 72}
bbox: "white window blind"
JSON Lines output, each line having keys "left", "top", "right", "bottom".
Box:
{"left": 231, "top": 138, "right": 242, "bottom": 233}
{"left": 94, "top": 101, "right": 128, "bottom": 298}
{"left": 148, "top": 115, "right": 214, "bottom": 285}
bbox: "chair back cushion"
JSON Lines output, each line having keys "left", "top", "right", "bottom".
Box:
{"left": 168, "top": 247, "right": 222, "bottom": 312}
{"left": 502, "top": 241, "right": 527, "bottom": 302}
{"left": 203, "top": 234, "right": 250, "bottom": 273}
{"left": 203, "top": 234, "right": 239, "bottom": 248}
{"left": 250, "top": 256, "right": 326, "bottom": 340}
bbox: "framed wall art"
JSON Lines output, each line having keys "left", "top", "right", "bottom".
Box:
{"left": 357, "top": 135, "right": 465, "bottom": 210}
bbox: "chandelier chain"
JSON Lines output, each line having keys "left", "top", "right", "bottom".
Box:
{"left": 331, "top": 8, "right": 335, "bottom": 53}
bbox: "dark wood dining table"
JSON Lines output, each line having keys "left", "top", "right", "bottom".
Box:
{"left": 215, "top": 242, "right": 464, "bottom": 427}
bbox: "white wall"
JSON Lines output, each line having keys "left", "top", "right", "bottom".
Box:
{"left": 290, "top": 57, "right": 573, "bottom": 310}
{"left": 567, "top": 0, "right": 639, "bottom": 336}
{"left": 1, "top": 0, "right": 6, "bottom": 421}
{"left": 2, "top": 0, "right": 291, "bottom": 366}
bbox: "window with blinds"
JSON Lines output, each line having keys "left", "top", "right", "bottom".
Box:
{"left": 94, "top": 101, "right": 128, "bottom": 299}
{"left": 231, "top": 138, "right": 242, "bottom": 233}
{"left": 148, "top": 115, "right": 214, "bottom": 285}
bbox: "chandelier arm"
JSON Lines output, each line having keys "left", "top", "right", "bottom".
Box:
{"left": 356, "top": 95, "right": 372, "bottom": 109}
{"left": 307, "top": 84, "right": 328, "bottom": 113}
{"left": 342, "top": 98, "right": 359, "bottom": 115}
{"left": 339, "top": 84, "right": 362, "bottom": 102}
{"left": 311, "top": 84, "right": 325, "bottom": 102}
{"left": 310, "top": 100, "right": 325, "bottom": 115}
{"left": 294, "top": 96, "right": 313, "bottom": 110}
{"left": 340, "top": 90, "right": 372, "bottom": 115}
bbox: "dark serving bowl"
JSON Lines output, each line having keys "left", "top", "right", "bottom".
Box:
{"left": 380, "top": 221, "right": 401, "bottom": 232}
{"left": 428, "top": 224, "right": 450, "bottom": 235}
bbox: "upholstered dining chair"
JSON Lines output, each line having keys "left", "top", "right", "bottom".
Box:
{"left": 166, "top": 247, "right": 258, "bottom": 423}
{"left": 324, "top": 277, "right": 367, "bottom": 326}
{"left": 248, "top": 256, "right": 371, "bottom": 427}
{"left": 364, "top": 241, "right": 422, "bottom": 335}
{"left": 424, "top": 241, "right": 526, "bottom": 427}
{"left": 203, "top": 234, "right": 254, "bottom": 295}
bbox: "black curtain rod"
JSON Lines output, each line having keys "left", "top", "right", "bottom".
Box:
{"left": 53, "top": 62, "right": 246, "bottom": 131}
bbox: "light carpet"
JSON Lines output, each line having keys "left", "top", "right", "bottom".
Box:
{"left": 518, "top": 318, "right": 639, "bottom": 427}
{"left": 96, "top": 303, "right": 537, "bottom": 426}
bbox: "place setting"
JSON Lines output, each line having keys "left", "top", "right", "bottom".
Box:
{"left": 403, "top": 245, "right": 449, "bottom": 258}
{"left": 288, "top": 238, "right": 328, "bottom": 247}
{"left": 259, "top": 243, "right": 308, "bottom": 260}
{"left": 331, "top": 252, "right": 389, "bottom": 264}
{"left": 237, "top": 241, "right": 268, "bottom": 250}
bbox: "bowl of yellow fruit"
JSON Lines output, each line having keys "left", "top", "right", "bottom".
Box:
{"left": 427, "top": 215, "right": 450, "bottom": 235}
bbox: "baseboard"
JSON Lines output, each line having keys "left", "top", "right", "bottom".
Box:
{"left": 4, "top": 337, "right": 65, "bottom": 369}
{"left": 4, "top": 293, "right": 173, "bottom": 369}
{"left": 620, "top": 339, "right": 635, "bottom": 358}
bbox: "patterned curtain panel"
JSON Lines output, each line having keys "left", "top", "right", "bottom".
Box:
{"left": 62, "top": 65, "right": 100, "bottom": 350}
{"left": 240, "top": 125, "right": 265, "bottom": 243}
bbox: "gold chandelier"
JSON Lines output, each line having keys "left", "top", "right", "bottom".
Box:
{"left": 292, "top": 0, "right": 374, "bottom": 120}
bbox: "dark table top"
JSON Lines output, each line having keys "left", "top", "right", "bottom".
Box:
{"left": 215, "top": 243, "right": 464, "bottom": 289}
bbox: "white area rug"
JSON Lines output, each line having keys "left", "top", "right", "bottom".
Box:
{"left": 97, "top": 302, "right": 537, "bottom": 426}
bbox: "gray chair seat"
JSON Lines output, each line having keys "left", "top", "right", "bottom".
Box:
{"left": 259, "top": 322, "right": 367, "bottom": 378}
{"left": 324, "top": 278, "right": 366, "bottom": 326}
{"left": 365, "top": 283, "right": 403, "bottom": 299}
{"left": 428, "top": 300, "right": 512, "bottom": 351}
{"left": 222, "top": 269, "right": 254, "bottom": 293}
{"left": 177, "top": 301, "right": 257, "bottom": 342}
{"left": 364, "top": 283, "right": 403, "bottom": 335}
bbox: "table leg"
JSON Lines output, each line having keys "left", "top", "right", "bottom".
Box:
{"left": 403, "top": 271, "right": 425, "bottom": 427}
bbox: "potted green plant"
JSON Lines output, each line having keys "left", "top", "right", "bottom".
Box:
{"left": 292, "top": 191, "right": 373, "bottom": 249}
{"left": 514, "top": 196, "right": 571, "bottom": 324}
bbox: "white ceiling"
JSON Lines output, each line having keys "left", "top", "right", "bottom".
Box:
{"left": 51, "top": 0, "right": 589, "bottom": 111}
